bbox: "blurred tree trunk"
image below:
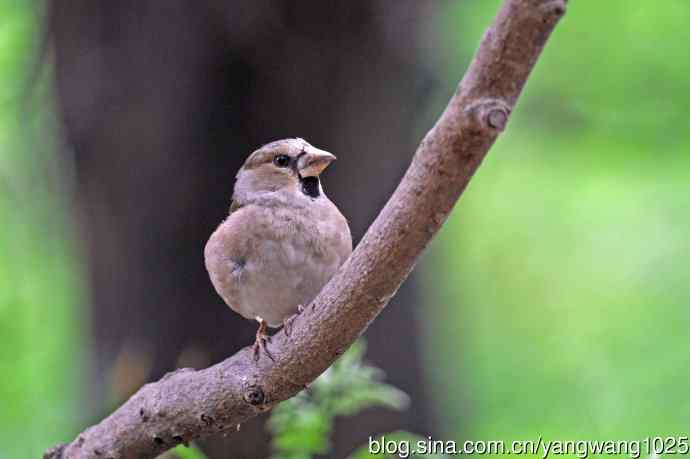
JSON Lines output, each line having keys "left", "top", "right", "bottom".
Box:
{"left": 49, "top": 1, "right": 438, "bottom": 457}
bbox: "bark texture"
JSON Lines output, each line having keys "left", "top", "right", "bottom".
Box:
{"left": 46, "top": 0, "right": 566, "bottom": 457}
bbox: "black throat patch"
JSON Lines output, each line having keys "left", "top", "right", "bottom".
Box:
{"left": 300, "top": 176, "right": 320, "bottom": 198}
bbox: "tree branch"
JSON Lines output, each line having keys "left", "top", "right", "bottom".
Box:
{"left": 46, "top": 1, "right": 565, "bottom": 457}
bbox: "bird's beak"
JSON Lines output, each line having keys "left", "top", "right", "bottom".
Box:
{"left": 297, "top": 147, "right": 336, "bottom": 177}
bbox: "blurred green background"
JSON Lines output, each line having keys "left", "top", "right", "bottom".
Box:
{"left": 425, "top": 0, "right": 690, "bottom": 447}
{"left": 0, "top": 1, "right": 82, "bottom": 457}
{"left": 1, "top": 0, "right": 689, "bottom": 457}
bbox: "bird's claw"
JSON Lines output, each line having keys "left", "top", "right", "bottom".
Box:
{"left": 253, "top": 317, "right": 274, "bottom": 362}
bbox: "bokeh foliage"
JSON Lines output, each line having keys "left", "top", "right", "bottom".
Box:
{"left": 0, "top": 0, "right": 82, "bottom": 457}
{"left": 268, "top": 340, "right": 410, "bottom": 459}
{"left": 425, "top": 0, "right": 690, "bottom": 448}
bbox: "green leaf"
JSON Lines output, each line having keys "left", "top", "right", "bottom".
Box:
{"left": 268, "top": 339, "right": 410, "bottom": 459}
{"left": 173, "top": 443, "right": 209, "bottom": 459}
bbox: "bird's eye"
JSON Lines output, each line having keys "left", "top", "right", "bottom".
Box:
{"left": 273, "top": 154, "right": 290, "bottom": 168}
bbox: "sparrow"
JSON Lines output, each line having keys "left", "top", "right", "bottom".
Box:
{"left": 204, "top": 138, "right": 352, "bottom": 360}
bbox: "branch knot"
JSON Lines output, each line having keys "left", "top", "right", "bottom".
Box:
{"left": 465, "top": 98, "right": 511, "bottom": 133}
{"left": 539, "top": 0, "right": 567, "bottom": 19}
{"left": 243, "top": 385, "right": 266, "bottom": 406}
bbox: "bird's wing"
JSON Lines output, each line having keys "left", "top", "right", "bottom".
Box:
{"left": 204, "top": 206, "right": 258, "bottom": 315}
{"left": 333, "top": 210, "right": 354, "bottom": 266}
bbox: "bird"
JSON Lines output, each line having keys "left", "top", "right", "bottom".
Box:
{"left": 204, "top": 138, "right": 352, "bottom": 360}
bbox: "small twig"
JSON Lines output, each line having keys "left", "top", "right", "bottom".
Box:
{"left": 45, "top": 1, "right": 566, "bottom": 457}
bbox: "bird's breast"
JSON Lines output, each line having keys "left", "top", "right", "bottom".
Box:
{"left": 237, "top": 204, "right": 349, "bottom": 326}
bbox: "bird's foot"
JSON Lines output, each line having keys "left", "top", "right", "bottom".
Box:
{"left": 282, "top": 305, "right": 305, "bottom": 337}
{"left": 253, "top": 317, "right": 274, "bottom": 362}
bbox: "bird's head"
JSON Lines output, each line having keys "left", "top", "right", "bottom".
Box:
{"left": 233, "top": 138, "right": 336, "bottom": 202}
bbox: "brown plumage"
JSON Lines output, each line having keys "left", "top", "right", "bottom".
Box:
{"left": 204, "top": 139, "right": 352, "bottom": 359}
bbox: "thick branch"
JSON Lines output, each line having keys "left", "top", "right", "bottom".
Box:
{"left": 46, "top": 1, "right": 565, "bottom": 457}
